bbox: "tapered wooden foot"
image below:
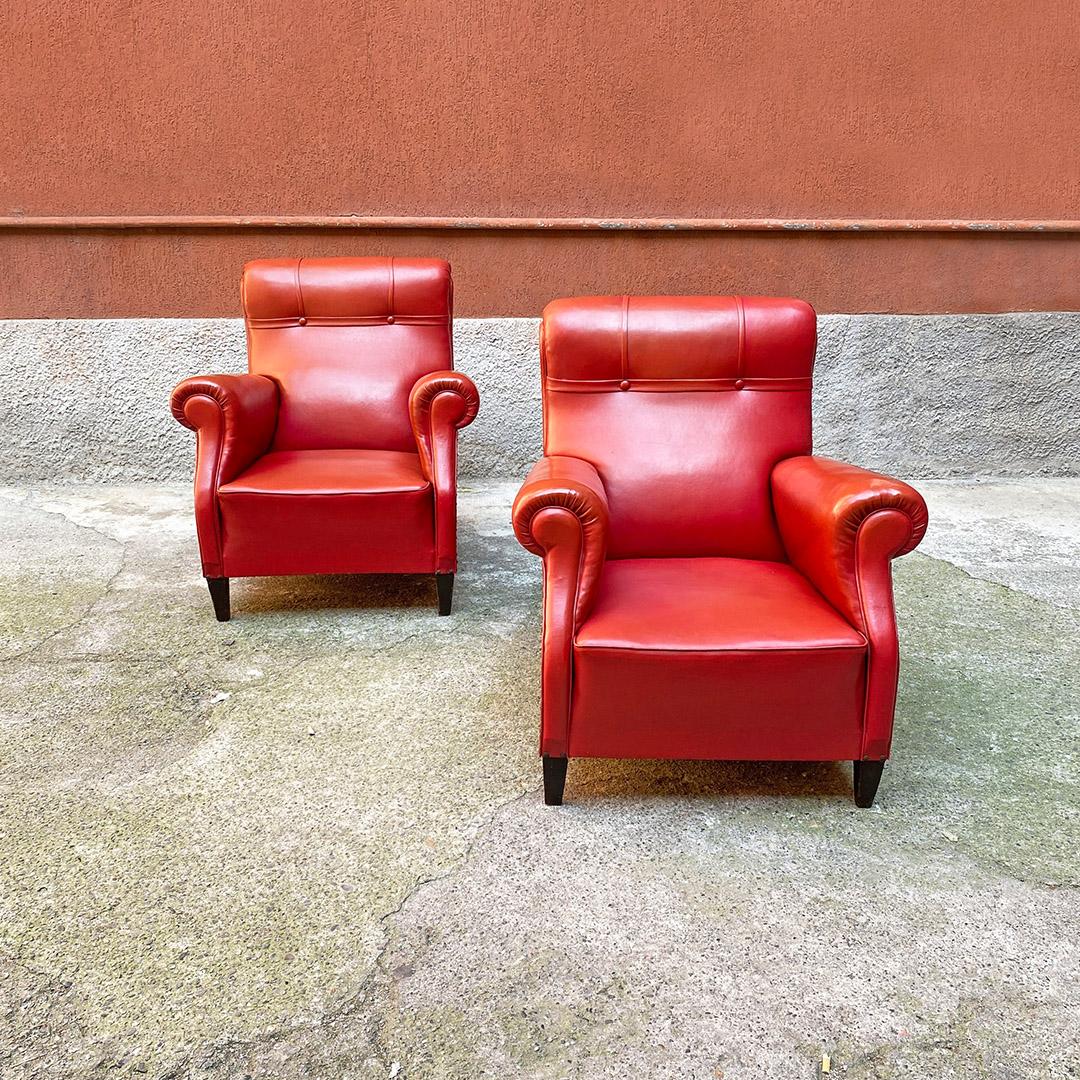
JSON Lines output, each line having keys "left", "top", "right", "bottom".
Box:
{"left": 853, "top": 760, "right": 886, "bottom": 808}
{"left": 436, "top": 572, "right": 454, "bottom": 616}
{"left": 206, "top": 577, "right": 230, "bottom": 622}
{"left": 543, "top": 755, "right": 568, "bottom": 806}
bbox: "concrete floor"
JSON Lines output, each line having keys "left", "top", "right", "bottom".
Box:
{"left": 0, "top": 480, "right": 1076, "bottom": 1079}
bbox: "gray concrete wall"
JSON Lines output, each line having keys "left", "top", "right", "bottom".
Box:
{"left": 1, "top": 314, "right": 1077, "bottom": 482}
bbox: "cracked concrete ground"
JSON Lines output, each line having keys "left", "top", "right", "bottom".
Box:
{"left": 0, "top": 479, "right": 1076, "bottom": 1079}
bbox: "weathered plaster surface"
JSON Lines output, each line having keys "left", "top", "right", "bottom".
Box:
{"left": 0, "top": 480, "right": 1077, "bottom": 1078}
{"left": 1, "top": 313, "right": 1078, "bottom": 483}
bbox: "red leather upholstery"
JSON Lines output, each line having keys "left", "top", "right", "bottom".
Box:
{"left": 772, "top": 455, "right": 928, "bottom": 760}
{"left": 514, "top": 295, "right": 927, "bottom": 802}
{"left": 541, "top": 295, "right": 815, "bottom": 559}
{"left": 572, "top": 558, "right": 866, "bottom": 761}
{"left": 575, "top": 558, "right": 866, "bottom": 653}
{"left": 410, "top": 371, "right": 481, "bottom": 574}
{"left": 172, "top": 257, "right": 478, "bottom": 604}
{"left": 243, "top": 257, "right": 454, "bottom": 452}
{"left": 171, "top": 373, "right": 279, "bottom": 579}
{"left": 512, "top": 455, "right": 610, "bottom": 758}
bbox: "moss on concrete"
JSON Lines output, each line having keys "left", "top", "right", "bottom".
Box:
{"left": 894, "top": 554, "right": 1079, "bottom": 886}
{"left": 0, "top": 485, "right": 1076, "bottom": 1079}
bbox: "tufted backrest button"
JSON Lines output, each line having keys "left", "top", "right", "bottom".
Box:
{"left": 619, "top": 380, "right": 630, "bottom": 391}
{"left": 735, "top": 379, "right": 745, "bottom": 390}
{"left": 386, "top": 315, "right": 395, "bottom": 324}
{"left": 297, "top": 317, "right": 307, "bottom": 326}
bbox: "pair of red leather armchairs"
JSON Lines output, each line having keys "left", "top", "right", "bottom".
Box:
{"left": 173, "top": 260, "right": 927, "bottom": 808}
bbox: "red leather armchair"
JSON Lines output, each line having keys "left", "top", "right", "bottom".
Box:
{"left": 171, "top": 257, "right": 478, "bottom": 620}
{"left": 512, "top": 296, "right": 927, "bottom": 807}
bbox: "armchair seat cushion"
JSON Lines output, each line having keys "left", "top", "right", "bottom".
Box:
{"left": 570, "top": 557, "right": 868, "bottom": 761}
{"left": 218, "top": 449, "right": 434, "bottom": 577}
{"left": 576, "top": 557, "right": 866, "bottom": 652}
{"left": 220, "top": 449, "right": 430, "bottom": 496}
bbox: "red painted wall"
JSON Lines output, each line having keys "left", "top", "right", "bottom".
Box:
{"left": 3, "top": 0, "right": 1079, "bottom": 315}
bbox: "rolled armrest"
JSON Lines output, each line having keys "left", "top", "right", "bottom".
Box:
{"left": 408, "top": 370, "right": 479, "bottom": 573}
{"left": 513, "top": 456, "right": 609, "bottom": 758}
{"left": 170, "top": 374, "right": 279, "bottom": 486}
{"left": 409, "top": 370, "right": 480, "bottom": 479}
{"left": 170, "top": 373, "right": 278, "bottom": 578}
{"left": 772, "top": 455, "right": 928, "bottom": 632}
{"left": 512, "top": 456, "right": 609, "bottom": 626}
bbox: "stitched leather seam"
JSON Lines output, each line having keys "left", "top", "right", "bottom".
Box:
{"left": 545, "top": 377, "right": 811, "bottom": 392}
{"left": 295, "top": 259, "right": 306, "bottom": 318}
{"left": 426, "top": 388, "right": 463, "bottom": 564}
{"left": 186, "top": 392, "right": 226, "bottom": 566}
{"left": 539, "top": 320, "right": 549, "bottom": 454}
{"left": 547, "top": 375, "right": 806, "bottom": 384}
{"left": 447, "top": 270, "right": 455, "bottom": 366}
{"left": 567, "top": 511, "right": 587, "bottom": 751}
{"left": 853, "top": 508, "right": 916, "bottom": 632}
{"left": 556, "top": 510, "right": 588, "bottom": 752}
{"left": 855, "top": 517, "right": 873, "bottom": 758}
{"left": 246, "top": 315, "right": 449, "bottom": 328}
{"left": 735, "top": 294, "right": 746, "bottom": 378}
{"left": 530, "top": 505, "right": 588, "bottom": 756}
{"left": 853, "top": 508, "right": 913, "bottom": 758}
{"left": 539, "top": 554, "right": 550, "bottom": 747}
{"left": 388, "top": 256, "right": 395, "bottom": 316}
{"left": 571, "top": 641, "right": 867, "bottom": 653}
{"left": 219, "top": 486, "right": 431, "bottom": 497}
{"left": 621, "top": 295, "right": 630, "bottom": 382}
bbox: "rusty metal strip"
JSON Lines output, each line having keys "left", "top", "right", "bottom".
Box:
{"left": 0, "top": 215, "right": 1078, "bottom": 232}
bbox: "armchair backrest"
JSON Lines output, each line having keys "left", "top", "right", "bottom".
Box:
{"left": 242, "top": 257, "right": 453, "bottom": 452}
{"left": 541, "top": 295, "right": 816, "bottom": 560}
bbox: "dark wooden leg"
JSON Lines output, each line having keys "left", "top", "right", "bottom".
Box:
{"left": 206, "top": 577, "right": 230, "bottom": 622}
{"left": 436, "top": 572, "right": 454, "bottom": 616}
{"left": 543, "top": 755, "right": 568, "bottom": 806}
{"left": 853, "top": 760, "right": 886, "bottom": 808}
